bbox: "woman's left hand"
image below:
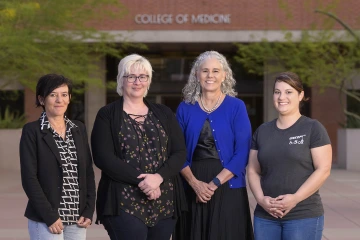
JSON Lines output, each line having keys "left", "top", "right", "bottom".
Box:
{"left": 208, "top": 181, "right": 218, "bottom": 192}
{"left": 147, "top": 187, "right": 162, "bottom": 200}
{"left": 270, "top": 194, "right": 299, "bottom": 217}
{"left": 138, "top": 173, "right": 163, "bottom": 194}
{"left": 77, "top": 216, "right": 92, "bottom": 228}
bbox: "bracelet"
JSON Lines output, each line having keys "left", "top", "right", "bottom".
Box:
{"left": 212, "top": 177, "right": 221, "bottom": 187}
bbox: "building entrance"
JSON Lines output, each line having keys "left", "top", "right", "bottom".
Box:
{"left": 106, "top": 44, "right": 264, "bottom": 130}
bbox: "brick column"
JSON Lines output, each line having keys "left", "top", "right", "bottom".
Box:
{"left": 84, "top": 55, "right": 107, "bottom": 138}
{"left": 310, "top": 87, "right": 346, "bottom": 164}
{"left": 263, "top": 61, "right": 280, "bottom": 122}
{"left": 24, "top": 88, "right": 42, "bottom": 123}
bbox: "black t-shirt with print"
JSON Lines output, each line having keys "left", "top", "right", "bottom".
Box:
{"left": 251, "top": 116, "right": 331, "bottom": 220}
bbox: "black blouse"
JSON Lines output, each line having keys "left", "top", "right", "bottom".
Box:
{"left": 117, "top": 110, "right": 174, "bottom": 227}
{"left": 192, "top": 119, "right": 220, "bottom": 161}
{"left": 91, "top": 98, "right": 187, "bottom": 226}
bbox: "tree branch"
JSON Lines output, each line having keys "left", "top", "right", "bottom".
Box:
{"left": 344, "top": 109, "right": 360, "bottom": 121}
{"left": 315, "top": 9, "right": 360, "bottom": 43}
{"left": 329, "top": 83, "right": 360, "bottom": 102}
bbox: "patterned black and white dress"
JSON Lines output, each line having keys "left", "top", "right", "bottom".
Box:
{"left": 40, "top": 112, "right": 80, "bottom": 225}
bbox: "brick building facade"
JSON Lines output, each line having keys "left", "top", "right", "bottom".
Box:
{"left": 23, "top": 0, "right": 360, "bottom": 163}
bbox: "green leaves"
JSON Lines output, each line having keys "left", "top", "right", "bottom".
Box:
{"left": 234, "top": 5, "right": 360, "bottom": 127}
{"left": 0, "top": 106, "right": 25, "bottom": 129}
{"left": 0, "top": 0, "right": 131, "bottom": 90}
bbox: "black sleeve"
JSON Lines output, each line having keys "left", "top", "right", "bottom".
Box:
{"left": 78, "top": 123, "right": 96, "bottom": 220}
{"left": 19, "top": 124, "right": 59, "bottom": 226}
{"left": 91, "top": 107, "right": 142, "bottom": 185}
{"left": 310, "top": 120, "right": 331, "bottom": 148}
{"left": 156, "top": 106, "right": 187, "bottom": 180}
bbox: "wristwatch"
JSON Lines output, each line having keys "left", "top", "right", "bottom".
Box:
{"left": 212, "top": 177, "right": 221, "bottom": 187}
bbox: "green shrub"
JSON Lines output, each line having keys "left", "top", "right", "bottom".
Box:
{"left": 0, "top": 106, "right": 25, "bottom": 129}
{"left": 346, "top": 116, "right": 360, "bottom": 128}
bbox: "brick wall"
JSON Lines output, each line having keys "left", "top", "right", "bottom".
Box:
{"left": 93, "top": 0, "right": 360, "bottom": 31}
{"left": 24, "top": 88, "right": 42, "bottom": 123}
{"left": 311, "top": 87, "right": 346, "bottom": 163}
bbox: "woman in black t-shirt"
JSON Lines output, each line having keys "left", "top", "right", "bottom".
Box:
{"left": 247, "top": 72, "right": 332, "bottom": 240}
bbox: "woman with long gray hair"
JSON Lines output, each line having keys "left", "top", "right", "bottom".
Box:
{"left": 175, "top": 51, "right": 254, "bottom": 240}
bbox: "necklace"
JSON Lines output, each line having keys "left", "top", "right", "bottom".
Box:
{"left": 54, "top": 128, "right": 66, "bottom": 138}
{"left": 58, "top": 131, "right": 66, "bottom": 137}
{"left": 49, "top": 121, "right": 66, "bottom": 138}
{"left": 200, "top": 93, "right": 222, "bottom": 113}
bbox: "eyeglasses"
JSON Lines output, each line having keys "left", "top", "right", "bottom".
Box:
{"left": 123, "top": 74, "right": 149, "bottom": 83}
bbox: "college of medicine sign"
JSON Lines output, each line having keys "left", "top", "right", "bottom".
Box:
{"left": 135, "top": 14, "right": 231, "bottom": 24}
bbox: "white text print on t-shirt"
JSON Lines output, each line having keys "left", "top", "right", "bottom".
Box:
{"left": 289, "top": 134, "right": 306, "bottom": 145}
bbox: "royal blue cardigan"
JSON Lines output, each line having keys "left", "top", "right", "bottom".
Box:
{"left": 176, "top": 95, "right": 252, "bottom": 188}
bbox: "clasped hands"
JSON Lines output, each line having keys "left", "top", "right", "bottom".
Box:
{"left": 49, "top": 216, "right": 91, "bottom": 234}
{"left": 260, "top": 194, "right": 299, "bottom": 219}
{"left": 190, "top": 179, "right": 218, "bottom": 203}
{"left": 137, "top": 173, "right": 163, "bottom": 200}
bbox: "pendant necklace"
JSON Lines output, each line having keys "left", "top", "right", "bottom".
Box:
{"left": 200, "top": 93, "right": 222, "bottom": 113}
{"left": 49, "top": 121, "right": 66, "bottom": 138}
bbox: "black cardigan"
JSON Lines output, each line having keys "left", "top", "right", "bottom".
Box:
{"left": 91, "top": 97, "right": 187, "bottom": 223}
{"left": 19, "top": 120, "right": 96, "bottom": 226}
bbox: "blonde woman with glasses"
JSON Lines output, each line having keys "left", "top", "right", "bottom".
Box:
{"left": 91, "top": 54, "right": 187, "bottom": 240}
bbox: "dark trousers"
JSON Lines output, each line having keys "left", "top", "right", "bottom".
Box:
{"left": 102, "top": 211, "right": 177, "bottom": 240}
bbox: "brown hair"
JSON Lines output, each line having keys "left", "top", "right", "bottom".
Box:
{"left": 273, "top": 71, "right": 309, "bottom": 102}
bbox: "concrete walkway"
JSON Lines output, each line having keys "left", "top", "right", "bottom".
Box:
{"left": 0, "top": 168, "right": 359, "bottom": 240}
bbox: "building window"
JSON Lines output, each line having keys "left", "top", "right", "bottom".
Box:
{"left": 150, "top": 57, "right": 192, "bottom": 82}
{"left": 347, "top": 91, "right": 360, "bottom": 127}
{"left": 67, "top": 86, "right": 85, "bottom": 123}
{"left": 0, "top": 90, "right": 24, "bottom": 117}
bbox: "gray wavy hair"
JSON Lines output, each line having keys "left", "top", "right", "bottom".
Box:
{"left": 182, "top": 51, "right": 237, "bottom": 104}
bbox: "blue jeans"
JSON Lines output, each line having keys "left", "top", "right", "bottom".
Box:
{"left": 28, "top": 219, "right": 86, "bottom": 240}
{"left": 254, "top": 215, "right": 324, "bottom": 240}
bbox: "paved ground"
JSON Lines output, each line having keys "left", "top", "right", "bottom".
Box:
{"left": 0, "top": 168, "right": 359, "bottom": 240}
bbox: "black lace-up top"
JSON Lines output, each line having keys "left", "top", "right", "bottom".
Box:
{"left": 117, "top": 110, "right": 174, "bottom": 227}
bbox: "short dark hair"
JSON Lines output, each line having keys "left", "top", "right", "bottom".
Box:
{"left": 35, "top": 74, "right": 73, "bottom": 109}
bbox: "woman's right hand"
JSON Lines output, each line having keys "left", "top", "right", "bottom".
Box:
{"left": 48, "top": 218, "right": 63, "bottom": 234}
{"left": 190, "top": 179, "right": 215, "bottom": 203}
{"left": 137, "top": 173, "right": 163, "bottom": 194}
{"left": 259, "top": 196, "right": 284, "bottom": 218}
